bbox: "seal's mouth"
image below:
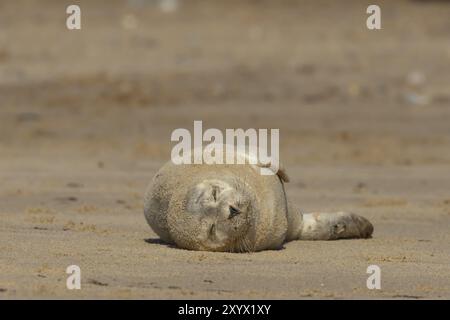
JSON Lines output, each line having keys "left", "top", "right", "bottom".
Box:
{"left": 208, "top": 223, "right": 216, "bottom": 240}
{"left": 198, "top": 218, "right": 254, "bottom": 253}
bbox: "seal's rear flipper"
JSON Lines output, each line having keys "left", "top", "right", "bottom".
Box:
{"left": 296, "top": 212, "right": 373, "bottom": 240}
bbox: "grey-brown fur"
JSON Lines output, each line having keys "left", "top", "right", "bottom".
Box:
{"left": 144, "top": 152, "right": 373, "bottom": 252}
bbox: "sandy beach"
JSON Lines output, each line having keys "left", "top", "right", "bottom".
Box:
{"left": 1, "top": 0, "right": 450, "bottom": 299}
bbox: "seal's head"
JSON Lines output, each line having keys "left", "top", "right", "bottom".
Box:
{"left": 168, "top": 178, "right": 256, "bottom": 252}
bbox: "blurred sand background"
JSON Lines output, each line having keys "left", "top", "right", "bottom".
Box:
{"left": 0, "top": 0, "right": 450, "bottom": 299}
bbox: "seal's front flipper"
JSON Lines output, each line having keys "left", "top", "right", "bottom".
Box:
{"left": 297, "top": 212, "right": 373, "bottom": 240}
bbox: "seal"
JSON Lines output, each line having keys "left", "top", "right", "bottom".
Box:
{"left": 144, "top": 147, "right": 373, "bottom": 252}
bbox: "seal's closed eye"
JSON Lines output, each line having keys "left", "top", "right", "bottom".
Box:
{"left": 228, "top": 206, "right": 241, "bottom": 219}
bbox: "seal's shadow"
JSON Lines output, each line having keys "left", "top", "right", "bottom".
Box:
{"left": 145, "top": 238, "right": 287, "bottom": 252}
{"left": 144, "top": 238, "right": 178, "bottom": 249}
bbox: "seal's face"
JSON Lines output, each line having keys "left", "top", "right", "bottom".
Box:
{"left": 182, "top": 179, "right": 253, "bottom": 252}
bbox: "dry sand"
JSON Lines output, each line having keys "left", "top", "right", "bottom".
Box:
{"left": 0, "top": 0, "right": 450, "bottom": 299}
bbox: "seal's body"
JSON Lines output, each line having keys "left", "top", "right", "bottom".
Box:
{"left": 144, "top": 150, "right": 373, "bottom": 252}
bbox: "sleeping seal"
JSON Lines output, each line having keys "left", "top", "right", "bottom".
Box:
{"left": 144, "top": 147, "right": 373, "bottom": 252}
